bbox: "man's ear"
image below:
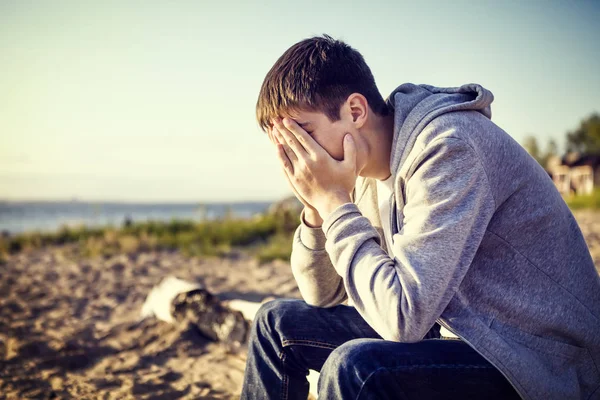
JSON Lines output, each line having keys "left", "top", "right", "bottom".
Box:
{"left": 346, "top": 93, "right": 368, "bottom": 129}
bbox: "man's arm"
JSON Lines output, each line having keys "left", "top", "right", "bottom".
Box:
{"left": 289, "top": 184, "right": 363, "bottom": 308}
{"left": 321, "top": 138, "right": 496, "bottom": 342}
{"left": 290, "top": 207, "right": 348, "bottom": 307}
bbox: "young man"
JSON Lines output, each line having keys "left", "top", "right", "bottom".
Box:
{"left": 241, "top": 35, "right": 600, "bottom": 400}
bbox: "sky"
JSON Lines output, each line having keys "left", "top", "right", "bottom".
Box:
{"left": 1, "top": 0, "right": 599, "bottom": 202}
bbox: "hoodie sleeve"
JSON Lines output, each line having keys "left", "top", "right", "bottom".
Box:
{"left": 321, "top": 137, "right": 496, "bottom": 342}
{"left": 289, "top": 207, "right": 348, "bottom": 308}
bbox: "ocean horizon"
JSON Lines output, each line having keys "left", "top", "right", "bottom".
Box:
{"left": 0, "top": 200, "right": 275, "bottom": 234}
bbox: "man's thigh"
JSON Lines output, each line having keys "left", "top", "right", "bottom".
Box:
{"left": 262, "top": 299, "right": 439, "bottom": 372}
{"left": 318, "top": 338, "right": 520, "bottom": 400}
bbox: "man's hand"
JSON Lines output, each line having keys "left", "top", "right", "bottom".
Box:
{"left": 271, "top": 117, "right": 357, "bottom": 221}
{"left": 267, "top": 125, "right": 324, "bottom": 227}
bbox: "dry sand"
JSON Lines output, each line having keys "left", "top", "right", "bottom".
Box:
{"left": 1, "top": 211, "right": 599, "bottom": 399}
{"left": 0, "top": 250, "right": 301, "bottom": 399}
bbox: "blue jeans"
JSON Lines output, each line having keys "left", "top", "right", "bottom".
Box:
{"left": 240, "top": 298, "right": 520, "bottom": 399}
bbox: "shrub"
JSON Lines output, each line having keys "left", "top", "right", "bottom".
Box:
{"left": 565, "top": 188, "right": 600, "bottom": 210}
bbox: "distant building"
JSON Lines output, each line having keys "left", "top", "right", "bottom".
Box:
{"left": 546, "top": 153, "right": 600, "bottom": 196}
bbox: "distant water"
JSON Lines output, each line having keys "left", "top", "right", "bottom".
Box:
{"left": 0, "top": 201, "right": 273, "bottom": 234}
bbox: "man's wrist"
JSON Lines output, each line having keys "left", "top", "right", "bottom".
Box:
{"left": 318, "top": 193, "right": 352, "bottom": 222}
{"left": 303, "top": 207, "right": 323, "bottom": 228}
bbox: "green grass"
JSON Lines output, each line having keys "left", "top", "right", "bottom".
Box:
{"left": 564, "top": 188, "right": 600, "bottom": 210}
{"left": 0, "top": 209, "right": 300, "bottom": 263}
{"left": 253, "top": 233, "right": 295, "bottom": 265}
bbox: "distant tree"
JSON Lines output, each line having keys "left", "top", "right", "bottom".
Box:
{"left": 522, "top": 136, "right": 559, "bottom": 169}
{"left": 566, "top": 113, "right": 600, "bottom": 154}
{"left": 523, "top": 135, "right": 542, "bottom": 163}
{"left": 547, "top": 139, "right": 558, "bottom": 157}
{"left": 540, "top": 139, "right": 559, "bottom": 168}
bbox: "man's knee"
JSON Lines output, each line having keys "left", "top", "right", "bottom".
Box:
{"left": 319, "top": 338, "right": 381, "bottom": 391}
{"left": 320, "top": 338, "right": 410, "bottom": 398}
{"left": 252, "top": 298, "right": 307, "bottom": 338}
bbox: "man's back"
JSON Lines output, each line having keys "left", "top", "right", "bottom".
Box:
{"left": 403, "top": 109, "right": 600, "bottom": 399}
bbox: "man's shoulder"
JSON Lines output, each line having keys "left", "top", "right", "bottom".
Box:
{"left": 416, "top": 110, "right": 494, "bottom": 145}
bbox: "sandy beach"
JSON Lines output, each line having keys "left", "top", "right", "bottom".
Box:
{"left": 1, "top": 210, "right": 599, "bottom": 399}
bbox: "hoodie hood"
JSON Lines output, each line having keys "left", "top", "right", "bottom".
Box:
{"left": 386, "top": 83, "right": 495, "bottom": 175}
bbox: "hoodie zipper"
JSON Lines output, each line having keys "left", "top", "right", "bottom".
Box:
{"left": 435, "top": 318, "right": 526, "bottom": 399}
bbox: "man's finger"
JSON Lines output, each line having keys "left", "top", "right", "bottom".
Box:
{"left": 343, "top": 134, "right": 357, "bottom": 169}
{"left": 281, "top": 118, "right": 325, "bottom": 158}
{"left": 268, "top": 126, "right": 281, "bottom": 147}
{"left": 274, "top": 118, "right": 309, "bottom": 157}
{"left": 267, "top": 126, "right": 275, "bottom": 145}
{"left": 276, "top": 143, "right": 294, "bottom": 174}
{"left": 279, "top": 151, "right": 309, "bottom": 208}
{"left": 271, "top": 126, "right": 282, "bottom": 145}
{"left": 273, "top": 126, "right": 298, "bottom": 164}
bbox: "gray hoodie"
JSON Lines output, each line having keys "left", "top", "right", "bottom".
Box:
{"left": 290, "top": 83, "right": 600, "bottom": 400}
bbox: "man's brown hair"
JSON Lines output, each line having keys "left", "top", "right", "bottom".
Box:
{"left": 256, "top": 34, "right": 389, "bottom": 132}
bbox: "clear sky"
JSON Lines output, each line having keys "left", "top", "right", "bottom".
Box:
{"left": 1, "top": 0, "right": 598, "bottom": 202}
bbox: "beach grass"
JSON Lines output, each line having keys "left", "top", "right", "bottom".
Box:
{"left": 0, "top": 209, "right": 299, "bottom": 264}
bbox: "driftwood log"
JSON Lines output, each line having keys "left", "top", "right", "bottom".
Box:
{"left": 141, "top": 276, "right": 319, "bottom": 398}
{"left": 171, "top": 288, "right": 249, "bottom": 353}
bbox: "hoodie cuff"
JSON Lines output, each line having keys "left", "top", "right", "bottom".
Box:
{"left": 299, "top": 208, "right": 327, "bottom": 250}
{"left": 322, "top": 202, "right": 361, "bottom": 237}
